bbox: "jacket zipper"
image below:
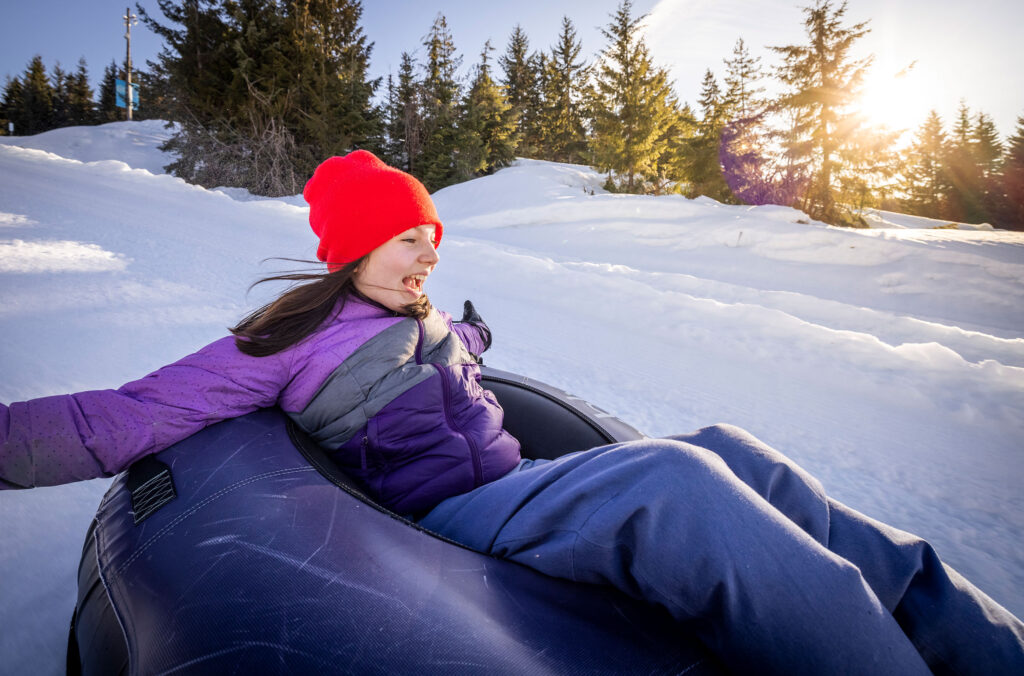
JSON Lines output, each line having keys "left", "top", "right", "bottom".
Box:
{"left": 417, "top": 318, "right": 483, "bottom": 486}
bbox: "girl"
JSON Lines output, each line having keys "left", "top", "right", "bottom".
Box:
{"left": 2, "top": 150, "right": 1022, "bottom": 674}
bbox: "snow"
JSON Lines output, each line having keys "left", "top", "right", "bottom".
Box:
{"left": 861, "top": 207, "right": 996, "bottom": 231}
{"left": 2, "top": 123, "right": 1023, "bottom": 674}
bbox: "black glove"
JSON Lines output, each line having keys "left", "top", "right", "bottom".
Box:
{"left": 460, "top": 300, "right": 492, "bottom": 352}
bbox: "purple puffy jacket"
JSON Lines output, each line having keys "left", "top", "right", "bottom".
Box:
{"left": 0, "top": 295, "right": 522, "bottom": 513}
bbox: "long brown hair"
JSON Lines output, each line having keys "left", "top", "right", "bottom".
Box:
{"left": 231, "top": 258, "right": 431, "bottom": 357}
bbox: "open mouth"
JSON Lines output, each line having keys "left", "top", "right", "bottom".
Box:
{"left": 403, "top": 274, "right": 426, "bottom": 294}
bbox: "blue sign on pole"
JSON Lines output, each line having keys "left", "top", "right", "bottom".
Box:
{"left": 115, "top": 79, "right": 140, "bottom": 109}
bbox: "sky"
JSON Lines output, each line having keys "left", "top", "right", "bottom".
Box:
{"left": 1, "top": 0, "right": 1022, "bottom": 142}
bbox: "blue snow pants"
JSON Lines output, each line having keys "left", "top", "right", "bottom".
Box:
{"left": 418, "top": 424, "right": 1024, "bottom": 675}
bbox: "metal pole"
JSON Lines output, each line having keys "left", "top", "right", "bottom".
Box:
{"left": 124, "top": 7, "right": 138, "bottom": 121}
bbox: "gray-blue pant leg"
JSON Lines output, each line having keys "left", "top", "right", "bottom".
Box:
{"left": 675, "top": 424, "right": 1024, "bottom": 675}
{"left": 419, "top": 427, "right": 937, "bottom": 675}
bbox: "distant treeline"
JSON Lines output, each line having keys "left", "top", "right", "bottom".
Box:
{"left": 1, "top": 57, "right": 160, "bottom": 131}
{"left": 2, "top": 0, "right": 1022, "bottom": 230}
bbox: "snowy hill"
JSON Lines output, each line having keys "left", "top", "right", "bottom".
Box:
{"left": 2, "top": 123, "right": 1023, "bottom": 674}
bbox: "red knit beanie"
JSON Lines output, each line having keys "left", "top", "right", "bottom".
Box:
{"left": 303, "top": 150, "right": 442, "bottom": 269}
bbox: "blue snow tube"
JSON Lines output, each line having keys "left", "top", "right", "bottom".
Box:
{"left": 69, "top": 367, "right": 725, "bottom": 675}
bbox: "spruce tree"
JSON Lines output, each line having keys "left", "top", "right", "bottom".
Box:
{"left": 997, "top": 114, "right": 1024, "bottom": 230}
{"left": 131, "top": 66, "right": 170, "bottom": 121}
{"left": 718, "top": 38, "right": 771, "bottom": 203}
{"left": 381, "top": 72, "right": 401, "bottom": 166}
{"left": 144, "top": 0, "right": 304, "bottom": 192}
{"left": 834, "top": 122, "right": 899, "bottom": 215}
{"left": 139, "top": 0, "right": 237, "bottom": 180}
{"left": 723, "top": 38, "right": 764, "bottom": 121}
{"left": 649, "top": 91, "right": 692, "bottom": 195}
{"left": 499, "top": 25, "right": 543, "bottom": 158}
{"left": 50, "top": 63, "right": 70, "bottom": 129}
{"left": 771, "top": 0, "right": 872, "bottom": 225}
{"left": 971, "top": 112, "right": 1003, "bottom": 222}
{"left": 141, "top": 0, "right": 381, "bottom": 195}
{"left": 221, "top": 0, "right": 301, "bottom": 194}
{"left": 285, "top": 0, "right": 382, "bottom": 166}
{"left": 458, "top": 41, "right": 518, "bottom": 179}
{"left": 902, "top": 110, "right": 952, "bottom": 217}
{"left": 683, "top": 69, "right": 734, "bottom": 202}
{"left": 384, "top": 52, "right": 423, "bottom": 173}
{"left": 972, "top": 112, "right": 1003, "bottom": 178}
{"left": 1, "top": 77, "right": 24, "bottom": 135}
{"left": 139, "top": 0, "right": 237, "bottom": 124}
{"left": 67, "top": 58, "right": 96, "bottom": 125}
{"left": 589, "top": 0, "right": 677, "bottom": 193}
{"left": 20, "top": 56, "right": 55, "bottom": 135}
{"left": 418, "top": 13, "right": 462, "bottom": 191}
{"left": 541, "top": 17, "right": 589, "bottom": 164}
{"left": 664, "top": 100, "right": 698, "bottom": 191}
{"left": 944, "top": 101, "right": 988, "bottom": 223}
{"left": 97, "top": 60, "right": 121, "bottom": 123}
{"left": 532, "top": 51, "right": 550, "bottom": 154}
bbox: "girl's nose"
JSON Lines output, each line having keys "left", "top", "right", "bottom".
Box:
{"left": 420, "top": 242, "right": 439, "bottom": 265}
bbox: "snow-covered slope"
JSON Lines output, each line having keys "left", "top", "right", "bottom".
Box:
{"left": 1, "top": 124, "right": 1022, "bottom": 674}
{"left": 0, "top": 120, "right": 179, "bottom": 175}
{"left": 861, "top": 207, "right": 996, "bottom": 231}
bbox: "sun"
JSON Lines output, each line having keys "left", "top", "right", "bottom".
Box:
{"left": 852, "top": 57, "right": 937, "bottom": 141}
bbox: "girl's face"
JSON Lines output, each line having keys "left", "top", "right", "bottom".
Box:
{"left": 354, "top": 225, "right": 440, "bottom": 313}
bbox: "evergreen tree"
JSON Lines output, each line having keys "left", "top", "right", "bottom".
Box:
{"left": 499, "top": 25, "right": 543, "bottom": 158}
{"left": 97, "top": 60, "right": 121, "bottom": 123}
{"left": 67, "top": 58, "right": 96, "bottom": 125}
{"left": 458, "top": 41, "right": 518, "bottom": 179}
{"left": 143, "top": 0, "right": 266, "bottom": 187}
{"left": 532, "top": 51, "right": 550, "bottom": 152}
{"left": 971, "top": 111, "right": 1003, "bottom": 222}
{"left": 139, "top": 0, "right": 237, "bottom": 123}
{"left": 20, "top": 55, "right": 55, "bottom": 135}
{"left": 902, "top": 110, "right": 952, "bottom": 216}
{"left": 285, "top": 0, "right": 382, "bottom": 165}
{"left": 381, "top": 72, "right": 400, "bottom": 165}
{"left": 697, "top": 70, "right": 722, "bottom": 126}
{"left": 589, "top": 0, "right": 677, "bottom": 193}
{"left": 834, "top": 122, "right": 899, "bottom": 215}
{"left": 645, "top": 92, "right": 692, "bottom": 195}
{"left": 771, "top": 0, "right": 872, "bottom": 225}
{"left": 1, "top": 77, "right": 24, "bottom": 135}
{"left": 943, "top": 101, "right": 997, "bottom": 223}
{"left": 417, "top": 13, "right": 463, "bottom": 191}
{"left": 662, "top": 100, "right": 698, "bottom": 195}
{"left": 384, "top": 52, "right": 423, "bottom": 173}
{"left": 972, "top": 112, "right": 1003, "bottom": 178}
{"left": 722, "top": 38, "right": 764, "bottom": 121}
{"left": 217, "top": 0, "right": 303, "bottom": 194}
{"left": 944, "top": 101, "right": 975, "bottom": 220}
{"left": 997, "top": 114, "right": 1024, "bottom": 230}
{"left": 718, "top": 38, "right": 772, "bottom": 203}
{"left": 50, "top": 63, "right": 71, "bottom": 129}
{"left": 132, "top": 66, "right": 171, "bottom": 121}
{"left": 683, "top": 69, "right": 734, "bottom": 202}
{"left": 141, "top": 0, "right": 381, "bottom": 196}
{"left": 540, "top": 17, "right": 589, "bottom": 164}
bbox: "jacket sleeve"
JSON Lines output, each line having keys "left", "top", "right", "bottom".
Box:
{"left": 0, "top": 336, "right": 292, "bottom": 490}
{"left": 442, "top": 311, "right": 491, "bottom": 358}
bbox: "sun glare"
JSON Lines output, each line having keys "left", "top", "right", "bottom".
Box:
{"left": 853, "top": 57, "right": 937, "bottom": 142}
